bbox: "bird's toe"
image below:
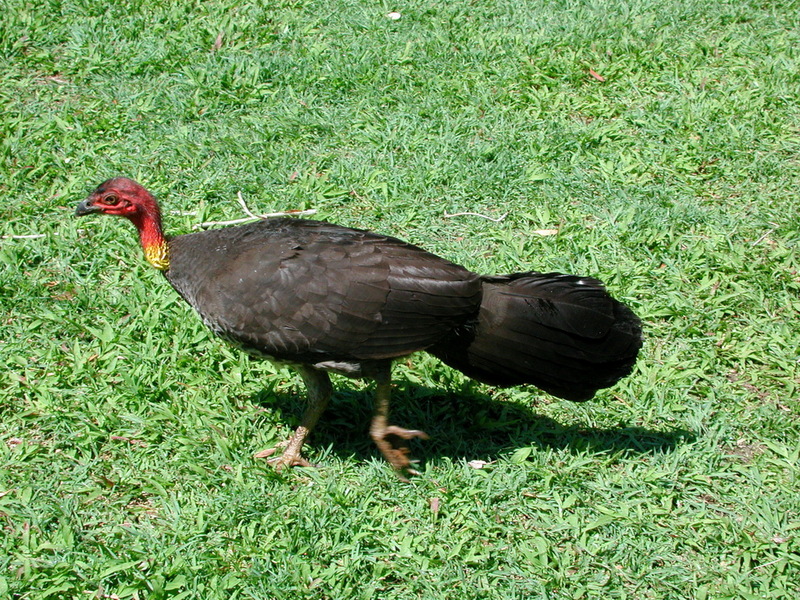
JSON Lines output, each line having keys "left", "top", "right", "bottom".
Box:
{"left": 383, "top": 425, "right": 430, "bottom": 441}
{"left": 371, "top": 426, "right": 428, "bottom": 479}
{"left": 266, "top": 454, "right": 313, "bottom": 470}
{"left": 255, "top": 440, "right": 313, "bottom": 469}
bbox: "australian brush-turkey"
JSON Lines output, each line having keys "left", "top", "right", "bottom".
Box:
{"left": 75, "top": 177, "right": 642, "bottom": 477}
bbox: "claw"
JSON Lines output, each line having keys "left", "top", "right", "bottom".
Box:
{"left": 254, "top": 433, "right": 313, "bottom": 470}
{"left": 372, "top": 424, "right": 429, "bottom": 479}
{"left": 267, "top": 453, "right": 313, "bottom": 469}
{"left": 255, "top": 443, "right": 314, "bottom": 470}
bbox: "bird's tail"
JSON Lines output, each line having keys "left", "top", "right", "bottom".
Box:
{"left": 426, "top": 272, "right": 642, "bottom": 401}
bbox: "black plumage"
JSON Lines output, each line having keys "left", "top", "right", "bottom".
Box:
{"left": 428, "top": 272, "right": 642, "bottom": 401}
{"left": 75, "top": 178, "right": 642, "bottom": 477}
{"left": 166, "top": 219, "right": 482, "bottom": 368}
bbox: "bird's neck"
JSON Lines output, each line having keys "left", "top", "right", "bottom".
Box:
{"left": 130, "top": 210, "right": 170, "bottom": 271}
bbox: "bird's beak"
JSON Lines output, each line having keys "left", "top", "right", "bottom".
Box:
{"left": 75, "top": 198, "right": 101, "bottom": 216}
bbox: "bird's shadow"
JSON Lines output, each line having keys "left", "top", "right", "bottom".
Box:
{"left": 253, "top": 379, "right": 695, "bottom": 468}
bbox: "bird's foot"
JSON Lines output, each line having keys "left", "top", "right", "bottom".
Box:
{"left": 254, "top": 438, "right": 313, "bottom": 470}
{"left": 267, "top": 452, "right": 313, "bottom": 470}
{"left": 371, "top": 425, "right": 429, "bottom": 480}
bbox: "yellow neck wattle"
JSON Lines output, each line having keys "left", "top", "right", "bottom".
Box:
{"left": 144, "top": 241, "right": 170, "bottom": 271}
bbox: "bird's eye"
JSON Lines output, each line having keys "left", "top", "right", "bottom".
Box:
{"left": 104, "top": 194, "right": 120, "bottom": 206}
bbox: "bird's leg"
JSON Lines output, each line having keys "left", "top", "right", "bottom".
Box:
{"left": 368, "top": 362, "right": 429, "bottom": 479}
{"left": 254, "top": 365, "right": 332, "bottom": 470}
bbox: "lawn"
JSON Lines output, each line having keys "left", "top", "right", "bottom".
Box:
{"left": 1, "top": 0, "right": 799, "bottom": 598}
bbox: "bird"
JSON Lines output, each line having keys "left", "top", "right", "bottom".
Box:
{"left": 75, "top": 177, "right": 642, "bottom": 477}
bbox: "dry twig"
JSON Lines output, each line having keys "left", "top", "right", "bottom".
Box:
{"left": 751, "top": 226, "right": 777, "bottom": 246}
{"left": 443, "top": 211, "right": 507, "bottom": 222}
{"left": 194, "top": 192, "right": 316, "bottom": 229}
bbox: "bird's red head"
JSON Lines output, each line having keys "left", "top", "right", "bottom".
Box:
{"left": 76, "top": 177, "right": 160, "bottom": 220}
{"left": 76, "top": 178, "right": 170, "bottom": 270}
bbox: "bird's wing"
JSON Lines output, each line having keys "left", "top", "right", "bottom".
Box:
{"left": 166, "top": 219, "right": 481, "bottom": 362}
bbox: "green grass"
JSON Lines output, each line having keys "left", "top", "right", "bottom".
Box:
{"left": 2, "top": 0, "right": 799, "bottom": 597}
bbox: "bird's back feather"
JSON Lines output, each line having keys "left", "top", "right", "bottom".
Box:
{"left": 165, "top": 219, "right": 482, "bottom": 366}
